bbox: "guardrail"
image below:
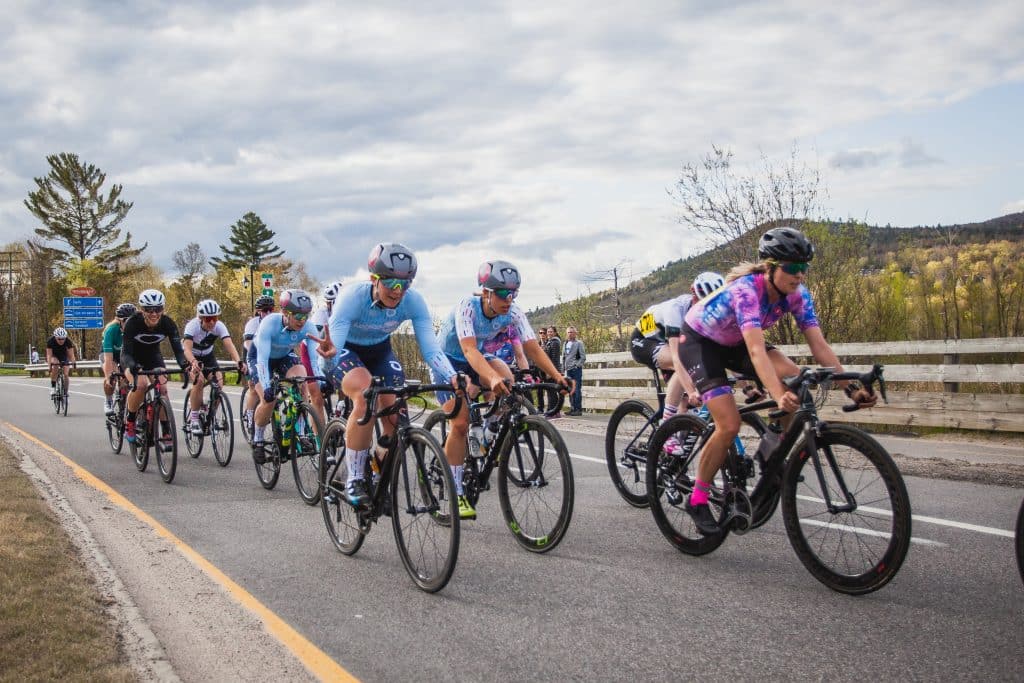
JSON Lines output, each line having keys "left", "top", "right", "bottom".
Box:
{"left": 23, "top": 359, "right": 240, "bottom": 378}
{"left": 582, "top": 337, "right": 1024, "bottom": 432}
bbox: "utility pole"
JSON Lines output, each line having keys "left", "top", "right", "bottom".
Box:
{"left": 583, "top": 260, "right": 631, "bottom": 348}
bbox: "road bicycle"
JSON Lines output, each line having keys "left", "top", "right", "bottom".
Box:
{"left": 50, "top": 361, "right": 71, "bottom": 416}
{"left": 1016, "top": 497, "right": 1023, "bottom": 585}
{"left": 182, "top": 365, "right": 235, "bottom": 466}
{"left": 605, "top": 367, "right": 753, "bottom": 508}
{"left": 646, "top": 364, "right": 912, "bottom": 595}
{"left": 251, "top": 375, "right": 326, "bottom": 505}
{"left": 422, "top": 380, "right": 574, "bottom": 552}
{"left": 239, "top": 381, "right": 255, "bottom": 445}
{"left": 318, "top": 378, "right": 462, "bottom": 592}
{"left": 105, "top": 371, "right": 130, "bottom": 453}
{"left": 128, "top": 368, "right": 185, "bottom": 484}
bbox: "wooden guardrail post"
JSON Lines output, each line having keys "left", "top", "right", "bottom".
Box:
{"left": 943, "top": 352, "right": 960, "bottom": 393}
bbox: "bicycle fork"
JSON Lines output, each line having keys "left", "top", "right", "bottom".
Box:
{"left": 802, "top": 423, "right": 857, "bottom": 514}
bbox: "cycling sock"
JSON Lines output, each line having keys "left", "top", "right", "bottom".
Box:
{"left": 347, "top": 448, "right": 369, "bottom": 483}
{"left": 662, "top": 403, "right": 679, "bottom": 422}
{"left": 690, "top": 478, "right": 711, "bottom": 506}
{"left": 451, "top": 465, "right": 464, "bottom": 495}
{"left": 127, "top": 410, "right": 137, "bottom": 421}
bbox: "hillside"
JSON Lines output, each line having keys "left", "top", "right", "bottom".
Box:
{"left": 527, "top": 213, "right": 1024, "bottom": 327}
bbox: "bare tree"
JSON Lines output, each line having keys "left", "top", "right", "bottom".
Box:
{"left": 171, "top": 242, "right": 208, "bottom": 312}
{"left": 668, "top": 145, "right": 825, "bottom": 264}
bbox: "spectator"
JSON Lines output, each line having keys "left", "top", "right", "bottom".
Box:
{"left": 562, "top": 326, "right": 586, "bottom": 416}
{"left": 532, "top": 328, "right": 548, "bottom": 412}
{"left": 545, "top": 326, "right": 563, "bottom": 418}
{"left": 30, "top": 347, "right": 40, "bottom": 364}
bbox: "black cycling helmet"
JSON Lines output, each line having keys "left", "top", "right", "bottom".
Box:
{"left": 477, "top": 260, "right": 521, "bottom": 291}
{"left": 115, "top": 303, "right": 137, "bottom": 320}
{"left": 368, "top": 243, "right": 418, "bottom": 280}
{"left": 254, "top": 294, "right": 275, "bottom": 311}
{"left": 279, "top": 289, "right": 313, "bottom": 314}
{"left": 758, "top": 226, "right": 815, "bottom": 262}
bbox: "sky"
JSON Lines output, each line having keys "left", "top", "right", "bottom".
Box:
{"left": 1, "top": 1, "right": 1022, "bottom": 313}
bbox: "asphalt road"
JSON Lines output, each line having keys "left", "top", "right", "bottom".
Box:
{"left": 2, "top": 376, "right": 1022, "bottom": 681}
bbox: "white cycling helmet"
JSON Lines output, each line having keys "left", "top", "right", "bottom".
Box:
{"left": 197, "top": 299, "right": 222, "bottom": 316}
{"left": 692, "top": 271, "right": 724, "bottom": 299}
{"left": 138, "top": 289, "right": 166, "bottom": 308}
{"left": 53, "top": 327, "right": 68, "bottom": 339}
{"left": 322, "top": 281, "right": 343, "bottom": 302}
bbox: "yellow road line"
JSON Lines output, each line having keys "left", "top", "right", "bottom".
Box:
{"left": 4, "top": 422, "right": 358, "bottom": 683}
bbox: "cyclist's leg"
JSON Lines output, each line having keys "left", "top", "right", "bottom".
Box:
{"left": 63, "top": 363, "right": 72, "bottom": 392}
{"left": 49, "top": 362, "right": 59, "bottom": 393}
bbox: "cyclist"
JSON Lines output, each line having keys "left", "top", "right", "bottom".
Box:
{"left": 315, "top": 243, "right": 462, "bottom": 508}
{"left": 182, "top": 299, "right": 245, "bottom": 434}
{"left": 242, "top": 294, "right": 276, "bottom": 431}
{"left": 630, "top": 272, "right": 724, "bottom": 453}
{"left": 679, "top": 226, "right": 877, "bottom": 534}
{"left": 121, "top": 289, "right": 190, "bottom": 444}
{"left": 297, "top": 281, "right": 342, "bottom": 422}
{"left": 101, "top": 303, "right": 137, "bottom": 414}
{"left": 433, "top": 259, "right": 572, "bottom": 519}
{"left": 45, "top": 327, "right": 77, "bottom": 398}
{"left": 251, "top": 289, "right": 320, "bottom": 458}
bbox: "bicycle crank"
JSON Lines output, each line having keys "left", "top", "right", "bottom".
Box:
{"left": 723, "top": 488, "right": 753, "bottom": 535}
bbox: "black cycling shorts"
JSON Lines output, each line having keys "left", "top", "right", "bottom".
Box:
{"left": 629, "top": 329, "right": 667, "bottom": 370}
{"left": 678, "top": 323, "right": 761, "bottom": 400}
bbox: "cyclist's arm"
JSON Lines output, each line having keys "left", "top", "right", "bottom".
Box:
{"left": 741, "top": 326, "right": 791, "bottom": 407}
{"left": 102, "top": 352, "right": 116, "bottom": 378}
{"left": 512, "top": 340, "right": 529, "bottom": 372}
{"left": 120, "top": 319, "right": 139, "bottom": 373}
{"left": 222, "top": 336, "right": 242, "bottom": 364}
{"left": 522, "top": 339, "right": 568, "bottom": 386}
{"left": 67, "top": 346, "right": 77, "bottom": 364}
{"left": 255, "top": 320, "right": 274, "bottom": 388}
{"left": 166, "top": 320, "right": 188, "bottom": 369}
{"left": 46, "top": 348, "right": 55, "bottom": 365}
{"left": 459, "top": 337, "right": 503, "bottom": 389}
{"left": 408, "top": 293, "right": 456, "bottom": 382}
{"left": 182, "top": 338, "right": 197, "bottom": 365}
{"left": 666, "top": 335, "right": 698, "bottom": 398}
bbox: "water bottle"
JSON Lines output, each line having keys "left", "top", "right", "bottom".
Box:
{"left": 468, "top": 424, "right": 485, "bottom": 458}
{"left": 278, "top": 401, "right": 294, "bottom": 447}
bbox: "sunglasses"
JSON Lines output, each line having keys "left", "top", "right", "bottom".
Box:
{"left": 377, "top": 276, "right": 411, "bottom": 292}
{"left": 290, "top": 312, "right": 309, "bottom": 322}
{"left": 776, "top": 261, "right": 810, "bottom": 275}
{"left": 200, "top": 316, "right": 220, "bottom": 323}
{"left": 490, "top": 288, "right": 518, "bottom": 301}
{"left": 142, "top": 306, "right": 164, "bottom": 314}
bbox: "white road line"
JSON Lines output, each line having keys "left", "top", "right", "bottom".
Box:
{"left": 798, "top": 518, "right": 947, "bottom": 547}
{"left": 796, "top": 494, "right": 1014, "bottom": 538}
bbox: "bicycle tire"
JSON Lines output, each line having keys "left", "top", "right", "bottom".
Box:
{"left": 61, "top": 377, "right": 68, "bottom": 417}
{"left": 645, "top": 414, "right": 729, "bottom": 556}
{"left": 182, "top": 388, "right": 204, "bottom": 458}
{"left": 605, "top": 399, "right": 658, "bottom": 508}
{"left": 210, "top": 391, "right": 234, "bottom": 467}
{"left": 107, "top": 396, "right": 125, "bottom": 454}
{"left": 495, "top": 415, "right": 574, "bottom": 552}
{"left": 781, "top": 423, "right": 911, "bottom": 595}
{"left": 291, "top": 402, "right": 325, "bottom": 505}
{"left": 154, "top": 396, "right": 178, "bottom": 484}
{"left": 391, "top": 427, "right": 460, "bottom": 592}
{"left": 131, "top": 412, "right": 148, "bottom": 472}
{"left": 319, "top": 419, "right": 366, "bottom": 555}
{"left": 239, "top": 385, "right": 254, "bottom": 445}
{"left": 1015, "top": 497, "right": 1024, "bottom": 586}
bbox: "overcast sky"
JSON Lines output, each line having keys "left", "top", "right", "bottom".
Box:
{"left": 1, "top": 1, "right": 1022, "bottom": 312}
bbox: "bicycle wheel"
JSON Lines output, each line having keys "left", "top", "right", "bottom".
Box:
{"left": 291, "top": 402, "right": 325, "bottom": 505}
{"left": 605, "top": 399, "right": 658, "bottom": 508}
{"left": 53, "top": 374, "right": 65, "bottom": 415}
{"left": 239, "top": 385, "right": 254, "bottom": 445}
{"left": 61, "top": 377, "right": 68, "bottom": 416}
{"left": 319, "top": 419, "right": 366, "bottom": 555}
{"left": 645, "top": 414, "right": 728, "bottom": 556}
{"left": 107, "top": 396, "right": 125, "bottom": 454}
{"left": 781, "top": 423, "right": 911, "bottom": 595}
{"left": 391, "top": 427, "right": 460, "bottom": 592}
{"left": 496, "top": 415, "right": 574, "bottom": 553}
{"left": 209, "top": 392, "right": 234, "bottom": 467}
{"left": 182, "top": 388, "right": 204, "bottom": 458}
{"left": 1016, "top": 497, "right": 1024, "bottom": 586}
{"left": 153, "top": 396, "right": 178, "bottom": 484}
{"left": 254, "top": 428, "right": 281, "bottom": 490}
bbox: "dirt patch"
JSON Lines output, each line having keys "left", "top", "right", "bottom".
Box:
{"left": 889, "top": 453, "right": 1024, "bottom": 488}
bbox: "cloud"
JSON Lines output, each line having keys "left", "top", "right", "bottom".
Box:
{"left": 1002, "top": 199, "right": 1024, "bottom": 214}
{"left": 829, "top": 149, "right": 891, "bottom": 170}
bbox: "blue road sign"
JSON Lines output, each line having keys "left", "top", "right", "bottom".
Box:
{"left": 63, "top": 297, "right": 103, "bottom": 308}
{"left": 63, "top": 307, "right": 104, "bottom": 319}
{"left": 63, "top": 318, "right": 105, "bottom": 330}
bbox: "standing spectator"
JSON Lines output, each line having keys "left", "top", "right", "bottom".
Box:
{"left": 532, "top": 328, "right": 548, "bottom": 412}
{"left": 562, "top": 326, "right": 586, "bottom": 416}
{"left": 30, "top": 346, "right": 40, "bottom": 364}
{"left": 545, "top": 326, "right": 563, "bottom": 418}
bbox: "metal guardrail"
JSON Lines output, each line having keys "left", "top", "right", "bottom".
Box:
{"left": 23, "top": 359, "right": 240, "bottom": 376}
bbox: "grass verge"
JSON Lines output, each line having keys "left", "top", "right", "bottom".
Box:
{"left": 0, "top": 443, "right": 135, "bottom": 682}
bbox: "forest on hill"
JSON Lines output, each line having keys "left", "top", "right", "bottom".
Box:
{"left": 528, "top": 213, "right": 1024, "bottom": 353}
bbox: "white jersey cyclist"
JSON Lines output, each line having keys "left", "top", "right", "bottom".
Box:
{"left": 323, "top": 281, "right": 455, "bottom": 382}
{"left": 637, "top": 293, "right": 696, "bottom": 341}
{"left": 183, "top": 317, "right": 231, "bottom": 360}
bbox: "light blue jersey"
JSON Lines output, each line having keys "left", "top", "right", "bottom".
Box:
{"left": 325, "top": 281, "right": 456, "bottom": 381}
{"left": 437, "top": 296, "right": 536, "bottom": 363}
{"left": 254, "top": 313, "right": 319, "bottom": 388}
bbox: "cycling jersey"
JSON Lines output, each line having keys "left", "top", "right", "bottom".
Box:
{"left": 636, "top": 293, "right": 695, "bottom": 340}
{"left": 310, "top": 307, "right": 330, "bottom": 334}
{"left": 437, "top": 296, "right": 536, "bottom": 363}
{"left": 243, "top": 315, "right": 261, "bottom": 343}
{"left": 101, "top": 321, "right": 123, "bottom": 360}
{"left": 183, "top": 317, "right": 231, "bottom": 357}
{"left": 121, "top": 313, "right": 187, "bottom": 371}
{"left": 254, "top": 313, "right": 319, "bottom": 389}
{"left": 46, "top": 336, "right": 75, "bottom": 363}
{"left": 325, "top": 281, "right": 455, "bottom": 382}
{"left": 684, "top": 272, "right": 818, "bottom": 347}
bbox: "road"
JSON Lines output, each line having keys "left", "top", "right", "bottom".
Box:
{"left": 2, "top": 376, "right": 1022, "bottom": 681}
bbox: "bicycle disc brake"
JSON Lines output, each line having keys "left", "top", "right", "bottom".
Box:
{"left": 723, "top": 487, "right": 753, "bottom": 535}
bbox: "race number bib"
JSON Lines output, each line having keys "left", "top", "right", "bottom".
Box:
{"left": 637, "top": 312, "right": 658, "bottom": 337}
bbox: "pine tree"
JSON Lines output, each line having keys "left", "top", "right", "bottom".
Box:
{"left": 209, "top": 212, "right": 285, "bottom": 269}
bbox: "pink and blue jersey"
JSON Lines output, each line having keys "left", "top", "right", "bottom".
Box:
{"left": 684, "top": 272, "right": 819, "bottom": 346}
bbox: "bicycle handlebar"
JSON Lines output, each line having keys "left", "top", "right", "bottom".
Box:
{"left": 754, "top": 364, "right": 887, "bottom": 419}
{"left": 358, "top": 377, "right": 465, "bottom": 426}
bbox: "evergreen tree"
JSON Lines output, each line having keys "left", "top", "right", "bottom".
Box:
{"left": 24, "top": 152, "right": 146, "bottom": 270}
{"left": 209, "top": 212, "right": 285, "bottom": 269}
